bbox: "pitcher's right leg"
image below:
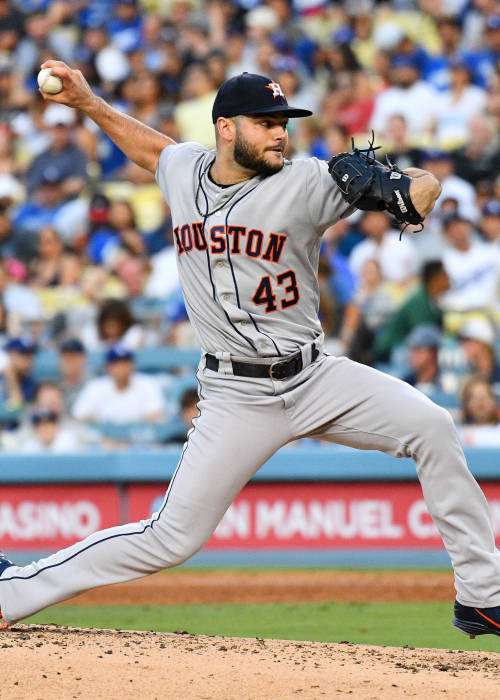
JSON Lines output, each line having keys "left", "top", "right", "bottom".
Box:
{"left": 288, "top": 355, "right": 500, "bottom": 608}
{"left": 0, "top": 374, "right": 290, "bottom": 625}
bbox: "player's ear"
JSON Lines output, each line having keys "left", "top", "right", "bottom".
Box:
{"left": 216, "top": 117, "right": 236, "bottom": 144}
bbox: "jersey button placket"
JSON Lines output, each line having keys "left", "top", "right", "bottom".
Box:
{"left": 213, "top": 253, "right": 232, "bottom": 306}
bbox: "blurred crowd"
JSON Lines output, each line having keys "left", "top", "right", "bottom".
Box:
{"left": 0, "top": 0, "right": 500, "bottom": 451}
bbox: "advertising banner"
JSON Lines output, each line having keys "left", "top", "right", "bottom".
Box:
{"left": 127, "top": 482, "right": 500, "bottom": 550}
{"left": 4, "top": 481, "right": 500, "bottom": 552}
{"left": 0, "top": 484, "right": 120, "bottom": 550}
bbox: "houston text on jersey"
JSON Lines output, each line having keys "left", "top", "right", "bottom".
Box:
{"left": 173, "top": 223, "right": 287, "bottom": 263}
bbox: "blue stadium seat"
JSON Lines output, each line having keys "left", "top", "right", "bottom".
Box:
{"left": 425, "top": 389, "right": 460, "bottom": 409}
{"left": 91, "top": 416, "right": 186, "bottom": 444}
{"left": 32, "top": 346, "right": 202, "bottom": 381}
{"left": 164, "top": 375, "right": 198, "bottom": 403}
{"left": 32, "top": 350, "right": 60, "bottom": 381}
{"left": 0, "top": 402, "right": 23, "bottom": 425}
{"left": 374, "top": 362, "right": 405, "bottom": 378}
{"left": 134, "top": 347, "right": 201, "bottom": 373}
{"left": 129, "top": 297, "right": 166, "bottom": 321}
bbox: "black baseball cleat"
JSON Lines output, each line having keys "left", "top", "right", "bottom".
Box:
{"left": 453, "top": 600, "right": 500, "bottom": 638}
{"left": 0, "top": 552, "right": 14, "bottom": 630}
{"left": 0, "top": 552, "right": 13, "bottom": 576}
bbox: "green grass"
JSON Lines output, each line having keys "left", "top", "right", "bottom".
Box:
{"left": 25, "top": 601, "right": 500, "bottom": 652}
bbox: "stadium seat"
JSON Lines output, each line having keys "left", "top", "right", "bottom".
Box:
{"left": 91, "top": 416, "right": 186, "bottom": 444}
{"left": 32, "top": 346, "right": 202, "bottom": 381}
{"left": 163, "top": 375, "right": 198, "bottom": 403}
{"left": 0, "top": 401, "right": 23, "bottom": 425}
{"left": 424, "top": 389, "right": 460, "bottom": 410}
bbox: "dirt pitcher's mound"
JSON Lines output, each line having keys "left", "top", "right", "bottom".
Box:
{"left": 2, "top": 625, "right": 500, "bottom": 699}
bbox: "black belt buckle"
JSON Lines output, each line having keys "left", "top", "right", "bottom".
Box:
{"left": 269, "top": 352, "right": 300, "bottom": 380}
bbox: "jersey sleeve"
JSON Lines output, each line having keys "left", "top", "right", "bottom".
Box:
{"left": 155, "top": 141, "right": 208, "bottom": 206}
{"left": 304, "top": 158, "right": 349, "bottom": 234}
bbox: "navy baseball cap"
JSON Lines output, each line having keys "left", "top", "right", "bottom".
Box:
{"left": 482, "top": 199, "right": 500, "bottom": 217}
{"left": 407, "top": 325, "right": 441, "bottom": 349}
{"left": 5, "top": 336, "right": 37, "bottom": 354}
{"left": 422, "top": 149, "right": 452, "bottom": 161}
{"left": 212, "top": 72, "right": 312, "bottom": 123}
{"left": 486, "top": 15, "right": 500, "bottom": 31}
{"left": 443, "top": 211, "right": 470, "bottom": 227}
{"left": 106, "top": 344, "right": 134, "bottom": 363}
{"left": 390, "top": 54, "right": 420, "bottom": 70}
{"left": 60, "top": 338, "right": 85, "bottom": 354}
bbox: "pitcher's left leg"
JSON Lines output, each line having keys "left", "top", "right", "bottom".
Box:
{"left": 0, "top": 375, "right": 291, "bottom": 625}
{"left": 287, "top": 355, "right": 500, "bottom": 608}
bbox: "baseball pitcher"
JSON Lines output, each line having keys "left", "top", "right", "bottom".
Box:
{"left": 1, "top": 64, "right": 499, "bottom": 640}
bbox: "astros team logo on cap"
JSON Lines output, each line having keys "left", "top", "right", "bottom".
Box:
{"left": 266, "top": 81, "right": 285, "bottom": 98}
{"left": 211, "top": 72, "right": 313, "bottom": 122}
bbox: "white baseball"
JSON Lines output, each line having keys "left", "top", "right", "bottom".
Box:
{"left": 37, "top": 68, "right": 63, "bottom": 95}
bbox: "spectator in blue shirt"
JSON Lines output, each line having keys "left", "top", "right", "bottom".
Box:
{"left": 86, "top": 193, "right": 117, "bottom": 265}
{"left": 27, "top": 103, "right": 87, "bottom": 197}
{"left": 108, "top": 0, "right": 143, "bottom": 54}
{"left": 12, "top": 165, "right": 67, "bottom": 238}
{"left": 424, "top": 16, "right": 463, "bottom": 92}
{"left": 78, "top": 0, "right": 114, "bottom": 30}
{"left": 462, "top": 14, "right": 500, "bottom": 88}
{"left": 403, "top": 325, "right": 443, "bottom": 393}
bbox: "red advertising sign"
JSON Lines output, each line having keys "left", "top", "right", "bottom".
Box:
{"left": 127, "top": 482, "right": 500, "bottom": 550}
{"left": 0, "top": 484, "right": 120, "bottom": 550}
{"left": 5, "top": 481, "right": 500, "bottom": 553}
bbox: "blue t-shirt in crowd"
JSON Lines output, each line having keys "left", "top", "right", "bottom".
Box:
{"left": 12, "top": 201, "right": 61, "bottom": 235}
{"left": 86, "top": 227, "right": 118, "bottom": 264}
{"left": 108, "top": 15, "right": 143, "bottom": 53}
{"left": 27, "top": 146, "right": 87, "bottom": 196}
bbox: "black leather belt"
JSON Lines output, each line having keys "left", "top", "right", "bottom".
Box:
{"left": 205, "top": 344, "right": 319, "bottom": 380}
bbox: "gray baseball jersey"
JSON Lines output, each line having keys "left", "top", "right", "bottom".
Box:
{"left": 156, "top": 142, "right": 345, "bottom": 357}
{"left": 2, "top": 144, "right": 500, "bottom": 626}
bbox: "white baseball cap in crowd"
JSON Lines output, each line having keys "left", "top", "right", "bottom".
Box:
{"left": 373, "top": 22, "right": 406, "bottom": 50}
{"left": 245, "top": 6, "right": 279, "bottom": 31}
{"left": 459, "top": 318, "right": 496, "bottom": 347}
{"left": 95, "top": 45, "right": 130, "bottom": 82}
{"left": 43, "top": 103, "right": 76, "bottom": 127}
{"left": 0, "top": 174, "right": 23, "bottom": 201}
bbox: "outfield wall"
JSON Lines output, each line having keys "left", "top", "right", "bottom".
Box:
{"left": 1, "top": 447, "right": 499, "bottom": 568}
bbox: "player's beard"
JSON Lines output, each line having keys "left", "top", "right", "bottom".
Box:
{"left": 233, "top": 129, "right": 284, "bottom": 176}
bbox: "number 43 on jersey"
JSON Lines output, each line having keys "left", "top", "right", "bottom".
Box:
{"left": 252, "top": 270, "right": 299, "bottom": 313}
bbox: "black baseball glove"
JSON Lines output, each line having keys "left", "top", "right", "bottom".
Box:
{"left": 328, "top": 134, "right": 424, "bottom": 231}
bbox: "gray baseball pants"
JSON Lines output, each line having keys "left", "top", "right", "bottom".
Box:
{"left": 1, "top": 352, "right": 500, "bottom": 624}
